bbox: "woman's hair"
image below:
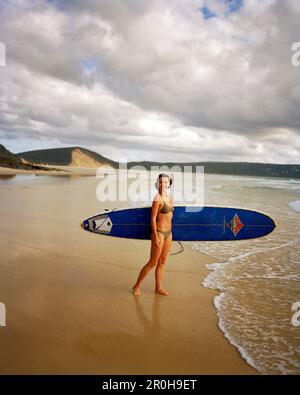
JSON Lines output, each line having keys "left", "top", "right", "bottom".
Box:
{"left": 155, "top": 173, "right": 173, "bottom": 191}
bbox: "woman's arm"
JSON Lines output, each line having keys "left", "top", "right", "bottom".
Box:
{"left": 151, "top": 194, "right": 161, "bottom": 238}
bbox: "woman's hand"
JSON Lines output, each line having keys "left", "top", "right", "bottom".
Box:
{"left": 155, "top": 235, "right": 161, "bottom": 247}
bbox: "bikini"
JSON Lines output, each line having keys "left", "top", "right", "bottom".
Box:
{"left": 155, "top": 199, "right": 174, "bottom": 240}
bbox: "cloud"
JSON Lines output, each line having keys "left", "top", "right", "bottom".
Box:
{"left": 0, "top": 0, "right": 299, "bottom": 164}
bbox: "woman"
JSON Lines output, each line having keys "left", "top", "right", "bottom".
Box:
{"left": 132, "top": 173, "right": 174, "bottom": 296}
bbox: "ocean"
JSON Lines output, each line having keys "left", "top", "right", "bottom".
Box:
{"left": 188, "top": 173, "right": 300, "bottom": 374}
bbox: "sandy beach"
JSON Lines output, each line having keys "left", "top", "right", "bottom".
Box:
{"left": 0, "top": 168, "right": 257, "bottom": 374}
{"left": 0, "top": 165, "right": 98, "bottom": 176}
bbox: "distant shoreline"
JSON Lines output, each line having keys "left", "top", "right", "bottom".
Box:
{"left": 0, "top": 165, "right": 98, "bottom": 176}
{"left": 1, "top": 143, "right": 300, "bottom": 179}
{"left": 1, "top": 165, "right": 300, "bottom": 181}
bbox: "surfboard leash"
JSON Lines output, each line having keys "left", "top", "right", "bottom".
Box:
{"left": 170, "top": 241, "right": 184, "bottom": 255}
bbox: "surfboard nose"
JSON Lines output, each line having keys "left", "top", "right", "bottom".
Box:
{"left": 81, "top": 220, "right": 89, "bottom": 230}
{"left": 81, "top": 214, "right": 113, "bottom": 234}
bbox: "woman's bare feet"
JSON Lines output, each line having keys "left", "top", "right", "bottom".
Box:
{"left": 132, "top": 285, "right": 141, "bottom": 296}
{"left": 155, "top": 288, "right": 169, "bottom": 296}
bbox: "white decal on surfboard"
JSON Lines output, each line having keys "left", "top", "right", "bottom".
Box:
{"left": 94, "top": 217, "right": 113, "bottom": 233}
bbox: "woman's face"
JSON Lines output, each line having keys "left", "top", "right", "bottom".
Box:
{"left": 159, "top": 177, "right": 170, "bottom": 192}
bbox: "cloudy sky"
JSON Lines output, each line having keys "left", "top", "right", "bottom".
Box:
{"left": 0, "top": 0, "right": 299, "bottom": 163}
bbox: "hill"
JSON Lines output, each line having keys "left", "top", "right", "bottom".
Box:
{"left": 0, "top": 144, "right": 59, "bottom": 171}
{"left": 127, "top": 160, "right": 300, "bottom": 179}
{"left": 2, "top": 144, "right": 299, "bottom": 179}
{"left": 18, "top": 146, "right": 118, "bottom": 169}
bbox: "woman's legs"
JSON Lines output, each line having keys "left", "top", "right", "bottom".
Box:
{"left": 132, "top": 232, "right": 165, "bottom": 295}
{"left": 155, "top": 232, "right": 172, "bottom": 295}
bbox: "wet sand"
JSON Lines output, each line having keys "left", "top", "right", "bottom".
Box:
{"left": 0, "top": 170, "right": 258, "bottom": 374}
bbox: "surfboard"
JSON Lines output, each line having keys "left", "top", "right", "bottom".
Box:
{"left": 81, "top": 206, "right": 276, "bottom": 241}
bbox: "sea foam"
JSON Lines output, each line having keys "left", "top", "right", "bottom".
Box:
{"left": 288, "top": 200, "right": 300, "bottom": 213}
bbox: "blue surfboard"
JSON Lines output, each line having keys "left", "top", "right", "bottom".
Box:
{"left": 81, "top": 206, "right": 276, "bottom": 241}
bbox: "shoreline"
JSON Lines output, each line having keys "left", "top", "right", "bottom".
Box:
{"left": 1, "top": 166, "right": 299, "bottom": 182}
{"left": 0, "top": 165, "right": 103, "bottom": 176}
